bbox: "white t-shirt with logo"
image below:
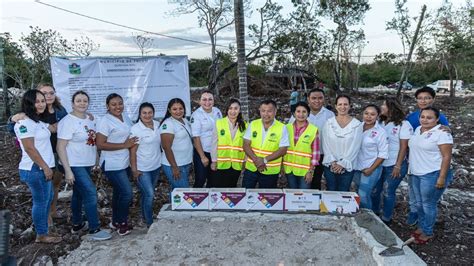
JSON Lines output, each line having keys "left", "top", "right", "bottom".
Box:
{"left": 382, "top": 120, "right": 413, "bottom": 167}
{"left": 58, "top": 114, "right": 97, "bottom": 167}
{"left": 190, "top": 106, "right": 222, "bottom": 153}
{"left": 160, "top": 117, "right": 193, "bottom": 166}
{"left": 97, "top": 113, "right": 133, "bottom": 171}
{"left": 355, "top": 123, "right": 389, "bottom": 170}
{"left": 14, "top": 118, "right": 55, "bottom": 170}
{"left": 130, "top": 120, "right": 162, "bottom": 171}
{"left": 408, "top": 124, "right": 453, "bottom": 176}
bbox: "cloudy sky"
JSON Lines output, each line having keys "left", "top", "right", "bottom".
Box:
{"left": 0, "top": 0, "right": 467, "bottom": 63}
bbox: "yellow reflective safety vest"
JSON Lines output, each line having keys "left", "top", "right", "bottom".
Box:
{"left": 284, "top": 122, "right": 318, "bottom": 177}
{"left": 216, "top": 118, "right": 247, "bottom": 170}
{"left": 246, "top": 119, "right": 285, "bottom": 175}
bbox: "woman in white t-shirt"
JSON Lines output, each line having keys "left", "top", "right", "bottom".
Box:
{"left": 160, "top": 98, "right": 193, "bottom": 189}
{"left": 130, "top": 102, "right": 162, "bottom": 227}
{"left": 408, "top": 107, "right": 453, "bottom": 244}
{"left": 57, "top": 91, "right": 111, "bottom": 241}
{"left": 14, "top": 90, "right": 61, "bottom": 244}
{"left": 353, "top": 105, "right": 388, "bottom": 209}
{"left": 96, "top": 93, "right": 138, "bottom": 236}
{"left": 322, "top": 95, "right": 363, "bottom": 191}
{"left": 371, "top": 97, "right": 413, "bottom": 224}
{"left": 190, "top": 90, "right": 222, "bottom": 188}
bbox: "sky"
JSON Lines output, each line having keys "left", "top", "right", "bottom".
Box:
{"left": 0, "top": 0, "right": 467, "bottom": 64}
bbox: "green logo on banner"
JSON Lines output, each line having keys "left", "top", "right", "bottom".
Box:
{"left": 68, "top": 63, "right": 81, "bottom": 74}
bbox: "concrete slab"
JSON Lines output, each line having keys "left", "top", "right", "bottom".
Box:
{"left": 59, "top": 205, "right": 425, "bottom": 265}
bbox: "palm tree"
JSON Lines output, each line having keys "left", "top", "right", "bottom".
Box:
{"left": 234, "top": 0, "right": 249, "bottom": 119}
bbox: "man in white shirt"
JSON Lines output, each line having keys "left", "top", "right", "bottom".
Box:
{"left": 243, "top": 100, "right": 289, "bottom": 188}
{"left": 289, "top": 88, "right": 335, "bottom": 189}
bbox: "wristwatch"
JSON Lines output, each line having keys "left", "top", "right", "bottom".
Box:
{"left": 263, "top": 157, "right": 268, "bottom": 164}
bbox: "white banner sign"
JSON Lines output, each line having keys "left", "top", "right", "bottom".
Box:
{"left": 50, "top": 56, "right": 191, "bottom": 120}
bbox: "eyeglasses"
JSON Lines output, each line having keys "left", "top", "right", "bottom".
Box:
{"left": 416, "top": 97, "right": 432, "bottom": 101}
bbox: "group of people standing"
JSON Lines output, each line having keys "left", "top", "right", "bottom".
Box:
{"left": 11, "top": 84, "right": 452, "bottom": 246}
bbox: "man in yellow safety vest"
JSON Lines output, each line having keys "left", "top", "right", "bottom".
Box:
{"left": 242, "top": 99, "right": 289, "bottom": 188}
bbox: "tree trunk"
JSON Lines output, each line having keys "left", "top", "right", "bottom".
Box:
{"left": 234, "top": 0, "right": 249, "bottom": 120}
{"left": 397, "top": 5, "right": 426, "bottom": 98}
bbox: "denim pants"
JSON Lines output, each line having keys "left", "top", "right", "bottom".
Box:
{"left": 136, "top": 167, "right": 160, "bottom": 226}
{"left": 323, "top": 166, "right": 354, "bottom": 192}
{"left": 407, "top": 174, "right": 418, "bottom": 217}
{"left": 70, "top": 167, "right": 100, "bottom": 232}
{"left": 19, "top": 164, "right": 53, "bottom": 236}
{"left": 193, "top": 149, "right": 211, "bottom": 188}
{"left": 353, "top": 166, "right": 383, "bottom": 209}
{"left": 287, "top": 173, "right": 311, "bottom": 189}
{"left": 411, "top": 170, "right": 452, "bottom": 236}
{"left": 103, "top": 166, "right": 132, "bottom": 224}
{"left": 242, "top": 169, "right": 278, "bottom": 189}
{"left": 162, "top": 164, "right": 191, "bottom": 190}
{"left": 372, "top": 161, "right": 408, "bottom": 221}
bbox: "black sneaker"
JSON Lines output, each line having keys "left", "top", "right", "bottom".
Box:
{"left": 117, "top": 223, "right": 132, "bottom": 236}
{"left": 71, "top": 221, "right": 89, "bottom": 234}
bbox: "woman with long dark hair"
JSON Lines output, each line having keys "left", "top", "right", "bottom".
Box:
{"left": 10, "top": 83, "right": 68, "bottom": 220}
{"left": 371, "top": 97, "right": 413, "bottom": 224}
{"left": 14, "top": 90, "right": 61, "bottom": 243}
{"left": 160, "top": 98, "right": 192, "bottom": 189}
{"left": 130, "top": 102, "right": 162, "bottom": 227}
{"left": 96, "top": 93, "right": 138, "bottom": 236}
{"left": 209, "top": 98, "right": 247, "bottom": 187}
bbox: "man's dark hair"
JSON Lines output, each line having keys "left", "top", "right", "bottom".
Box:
{"left": 415, "top": 86, "right": 436, "bottom": 99}
{"left": 308, "top": 88, "right": 325, "bottom": 98}
{"left": 260, "top": 99, "right": 277, "bottom": 109}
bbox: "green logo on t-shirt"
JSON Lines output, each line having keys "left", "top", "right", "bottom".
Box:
{"left": 162, "top": 124, "right": 167, "bottom": 130}
{"left": 19, "top": 125, "right": 27, "bottom": 134}
{"left": 191, "top": 117, "right": 194, "bottom": 123}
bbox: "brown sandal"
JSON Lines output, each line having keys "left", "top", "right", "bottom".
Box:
{"left": 35, "top": 235, "right": 62, "bottom": 244}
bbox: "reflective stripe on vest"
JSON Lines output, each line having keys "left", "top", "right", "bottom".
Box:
{"left": 216, "top": 118, "right": 246, "bottom": 170}
{"left": 245, "top": 119, "right": 285, "bottom": 175}
{"left": 283, "top": 123, "right": 318, "bottom": 176}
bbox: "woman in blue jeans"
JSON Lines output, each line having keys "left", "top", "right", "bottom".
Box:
{"left": 96, "top": 93, "right": 138, "bottom": 236}
{"left": 371, "top": 97, "right": 413, "bottom": 224}
{"left": 57, "top": 91, "right": 111, "bottom": 240}
{"left": 321, "top": 95, "right": 363, "bottom": 191}
{"left": 353, "top": 105, "right": 388, "bottom": 209}
{"left": 408, "top": 107, "right": 453, "bottom": 244}
{"left": 14, "top": 90, "right": 61, "bottom": 244}
{"left": 160, "top": 98, "right": 193, "bottom": 190}
{"left": 130, "top": 102, "right": 162, "bottom": 227}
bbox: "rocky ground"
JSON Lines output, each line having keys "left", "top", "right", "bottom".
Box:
{"left": 1, "top": 88, "right": 472, "bottom": 265}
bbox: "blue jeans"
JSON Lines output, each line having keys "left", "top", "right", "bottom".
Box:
{"left": 242, "top": 169, "right": 278, "bottom": 189}
{"left": 411, "top": 170, "right": 452, "bottom": 236}
{"left": 70, "top": 167, "right": 100, "bottom": 232}
{"left": 353, "top": 166, "right": 383, "bottom": 209}
{"left": 323, "top": 166, "right": 354, "bottom": 192}
{"left": 162, "top": 164, "right": 191, "bottom": 190}
{"left": 287, "top": 173, "right": 311, "bottom": 189}
{"left": 193, "top": 149, "right": 211, "bottom": 188}
{"left": 407, "top": 174, "right": 418, "bottom": 218}
{"left": 372, "top": 161, "right": 408, "bottom": 221}
{"left": 136, "top": 167, "right": 160, "bottom": 226}
{"left": 19, "top": 164, "right": 53, "bottom": 236}
{"left": 103, "top": 166, "right": 132, "bottom": 224}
